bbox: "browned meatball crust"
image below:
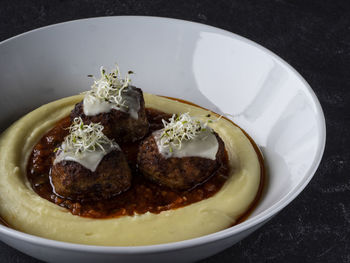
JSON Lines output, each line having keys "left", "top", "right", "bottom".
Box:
{"left": 71, "top": 87, "right": 149, "bottom": 143}
{"left": 51, "top": 150, "right": 132, "bottom": 201}
{"left": 137, "top": 132, "right": 225, "bottom": 190}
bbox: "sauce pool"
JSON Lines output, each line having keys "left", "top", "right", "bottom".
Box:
{"left": 26, "top": 108, "right": 231, "bottom": 218}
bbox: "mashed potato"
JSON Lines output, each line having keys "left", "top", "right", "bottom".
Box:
{"left": 0, "top": 94, "right": 261, "bottom": 246}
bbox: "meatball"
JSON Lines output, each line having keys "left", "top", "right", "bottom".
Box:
{"left": 51, "top": 150, "right": 132, "bottom": 201}
{"left": 137, "top": 133, "right": 225, "bottom": 190}
{"left": 71, "top": 86, "right": 149, "bottom": 143}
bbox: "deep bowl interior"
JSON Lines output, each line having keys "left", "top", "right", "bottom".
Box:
{"left": 0, "top": 16, "right": 325, "bottom": 259}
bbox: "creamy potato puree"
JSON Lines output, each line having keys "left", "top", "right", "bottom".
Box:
{"left": 0, "top": 94, "right": 261, "bottom": 246}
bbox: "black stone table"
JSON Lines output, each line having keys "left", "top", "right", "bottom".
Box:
{"left": 0, "top": 1, "right": 349, "bottom": 262}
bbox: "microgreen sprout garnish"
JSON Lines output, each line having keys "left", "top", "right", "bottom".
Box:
{"left": 57, "top": 117, "right": 117, "bottom": 156}
{"left": 84, "top": 65, "right": 133, "bottom": 109}
{"left": 159, "top": 113, "right": 211, "bottom": 152}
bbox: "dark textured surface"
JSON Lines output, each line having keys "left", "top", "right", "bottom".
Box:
{"left": 0, "top": 0, "right": 349, "bottom": 262}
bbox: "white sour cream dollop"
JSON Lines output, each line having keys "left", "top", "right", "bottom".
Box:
{"left": 54, "top": 143, "right": 120, "bottom": 172}
{"left": 83, "top": 66, "right": 140, "bottom": 119}
{"left": 53, "top": 117, "right": 120, "bottom": 172}
{"left": 153, "top": 129, "right": 219, "bottom": 160}
{"left": 83, "top": 87, "right": 140, "bottom": 119}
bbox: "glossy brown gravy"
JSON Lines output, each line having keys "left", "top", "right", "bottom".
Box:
{"left": 26, "top": 108, "right": 231, "bottom": 219}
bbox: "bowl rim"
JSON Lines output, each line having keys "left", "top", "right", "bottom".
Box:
{"left": 0, "top": 16, "right": 326, "bottom": 253}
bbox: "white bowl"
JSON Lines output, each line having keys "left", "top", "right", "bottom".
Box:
{"left": 0, "top": 16, "right": 326, "bottom": 262}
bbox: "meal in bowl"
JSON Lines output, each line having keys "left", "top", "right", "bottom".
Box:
{"left": 0, "top": 66, "right": 264, "bottom": 246}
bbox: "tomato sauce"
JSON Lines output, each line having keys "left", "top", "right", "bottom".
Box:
{"left": 27, "top": 108, "right": 231, "bottom": 218}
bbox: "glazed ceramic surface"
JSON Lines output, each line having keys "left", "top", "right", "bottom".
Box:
{"left": 0, "top": 16, "right": 325, "bottom": 263}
